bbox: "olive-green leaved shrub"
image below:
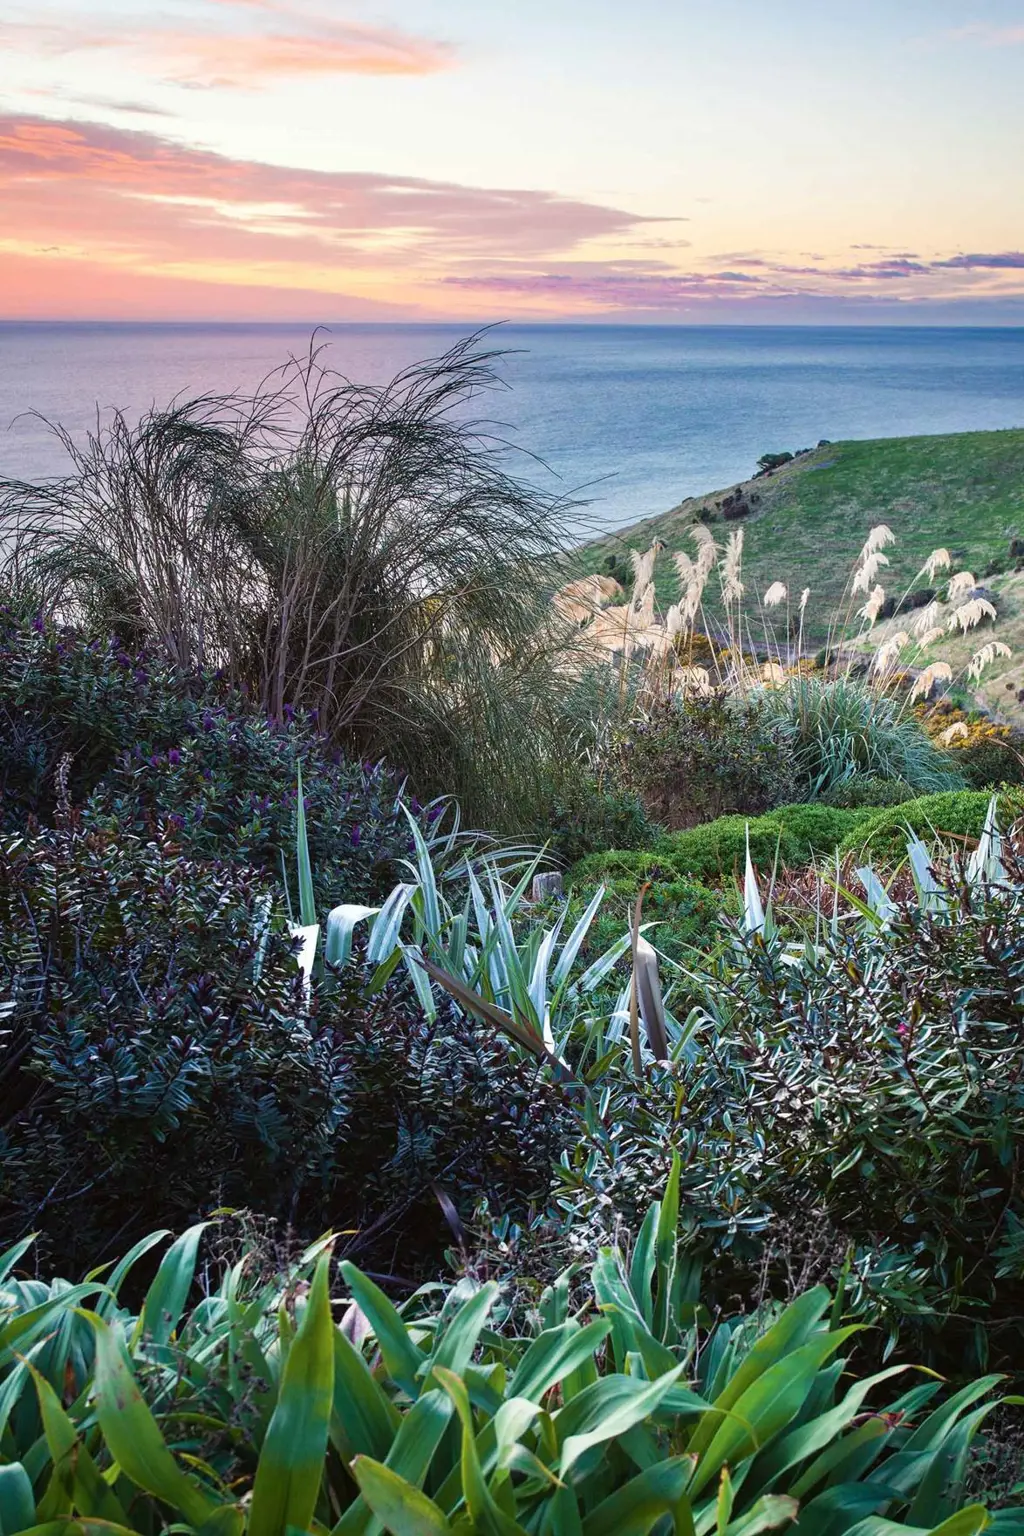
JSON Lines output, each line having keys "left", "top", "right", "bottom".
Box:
{"left": 0, "top": 1171, "right": 1012, "bottom": 1536}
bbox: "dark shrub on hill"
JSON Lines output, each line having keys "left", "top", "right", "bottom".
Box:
{"left": 612, "top": 691, "right": 798, "bottom": 831}
{"left": 0, "top": 824, "right": 564, "bottom": 1275}
{"left": 0, "top": 613, "right": 414, "bottom": 905}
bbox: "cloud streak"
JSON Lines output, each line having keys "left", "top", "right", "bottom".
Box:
{"left": 948, "top": 23, "right": 1024, "bottom": 46}
{"left": 1, "top": 2, "right": 454, "bottom": 87}
{"left": 0, "top": 112, "right": 660, "bottom": 312}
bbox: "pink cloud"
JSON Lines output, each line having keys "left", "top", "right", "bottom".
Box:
{"left": 933, "top": 252, "right": 1024, "bottom": 269}
{"left": 0, "top": 2, "right": 454, "bottom": 86}
{"left": 0, "top": 113, "right": 660, "bottom": 314}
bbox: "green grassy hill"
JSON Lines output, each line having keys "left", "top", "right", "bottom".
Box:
{"left": 579, "top": 428, "right": 1024, "bottom": 647}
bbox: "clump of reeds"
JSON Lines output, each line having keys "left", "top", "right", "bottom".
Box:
{"left": 0, "top": 335, "right": 590, "bottom": 829}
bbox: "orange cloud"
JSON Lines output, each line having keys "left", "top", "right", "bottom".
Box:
{"left": 0, "top": 113, "right": 657, "bottom": 316}
{"left": 1, "top": 2, "right": 454, "bottom": 86}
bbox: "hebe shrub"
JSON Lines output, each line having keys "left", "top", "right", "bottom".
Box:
{"left": 554, "top": 840, "right": 1024, "bottom": 1371}
{"left": 572, "top": 801, "right": 874, "bottom": 889}
{"left": 0, "top": 824, "right": 564, "bottom": 1275}
{"left": 0, "top": 612, "right": 414, "bottom": 904}
{"left": 837, "top": 788, "right": 1024, "bottom": 863}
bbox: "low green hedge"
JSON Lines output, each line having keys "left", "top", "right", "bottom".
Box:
{"left": 572, "top": 801, "right": 876, "bottom": 888}
{"left": 837, "top": 787, "right": 1024, "bottom": 863}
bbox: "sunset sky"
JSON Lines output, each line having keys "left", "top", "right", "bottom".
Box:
{"left": 2, "top": 0, "right": 1022, "bottom": 322}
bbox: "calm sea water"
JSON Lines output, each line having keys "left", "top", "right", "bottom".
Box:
{"left": 1, "top": 323, "right": 1022, "bottom": 533}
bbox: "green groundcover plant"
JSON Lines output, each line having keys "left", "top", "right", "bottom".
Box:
{"left": 0, "top": 1166, "right": 1019, "bottom": 1536}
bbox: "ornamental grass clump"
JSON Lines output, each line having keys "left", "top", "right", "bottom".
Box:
{"left": 0, "top": 335, "right": 586, "bottom": 830}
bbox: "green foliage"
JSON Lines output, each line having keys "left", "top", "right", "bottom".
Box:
{"left": 755, "top": 676, "right": 964, "bottom": 798}
{"left": 574, "top": 802, "right": 874, "bottom": 889}
{"left": 569, "top": 870, "right": 726, "bottom": 969}
{"left": 0, "top": 1187, "right": 1010, "bottom": 1536}
{"left": 0, "top": 823, "right": 563, "bottom": 1274}
{"left": 818, "top": 776, "right": 920, "bottom": 810}
{"left": 837, "top": 788, "right": 1024, "bottom": 863}
{"left": 540, "top": 770, "right": 655, "bottom": 866}
{"left": 612, "top": 692, "right": 799, "bottom": 830}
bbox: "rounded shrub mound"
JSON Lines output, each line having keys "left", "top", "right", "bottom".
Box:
{"left": 659, "top": 801, "right": 875, "bottom": 882}
{"left": 570, "top": 802, "right": 879, "bottom": 894}
{"left": 838, "top": 787, "right": 1024, "bottom": 863}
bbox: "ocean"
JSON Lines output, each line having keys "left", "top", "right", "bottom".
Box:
{"left": 1, "top": 323, "right": 1022, "bottom": 534}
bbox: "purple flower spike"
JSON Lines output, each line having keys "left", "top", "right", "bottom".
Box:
{"left": 167, "top": 748, "right": 181, "bottom": 766}
{"left": 351, "top": 824, "right": 362, "bottom": 848}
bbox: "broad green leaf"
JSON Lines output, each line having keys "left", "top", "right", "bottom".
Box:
{"left": 135, "top": 1221, "right": 207, "bottom": 1348}
{"left": 351, "top": 1458, "right": 453, "bottom": 1536}
{"left": 628, "top": 1203, "right": 660, "bottom": 1332}
{"left": 435, "top": 1368, "right": 529, "bottom": 1536}
{"left": 906, "top": 1405, "right": 996, "bottom": 1528}
{"left": 899, "top": 1378, "right": 1002, "bottom": 1457}
{"left": 554, "top": 1367, "right": 684, "bottom": 1476}
{"left": 652, "top": 1151, "right": 681, "bottom": 1340}
{"left": 754, "top": 1366, "right": 908, "bottom": 1495}
{"left": 0, "top": 1465, "right": 35, "bottom": 1536}
{"left": 690, "top": 1332, "right": 856, "bottom": 1497}
{"left": 331, "top": 1327, "right": 402, "bottom": 1462}
{"left": 792, "top": 1481, "right": 890, "bottom": 1536}
{"left": 581, "top": 1458, "right": 694, "bottom": 1536}
{"left": 726, "top": 1495, "right": 799, "bottom": 1536}
{"left": 425, "top": 1283, "right": 498, "bottom": 1387}
{"left": 93, "top": 1231, "right": 172, "bottom": 1319}
{"left": 336, "top": 1390, "right": 453, "bottom": 1536}
{"left": 249, "top": 1251, "right": 335, "bottom": 1536}
{"left": 87, "top": 1311, "right": 219, "bottom": 1526}
{"left": 31, "top": 1364, "right": 129, "bottom": 1525}
{"left": 508, "top": 1319, "right": 613, "bottom": 1405}
{"left": 0, "top": 1286, "right": 105, "bottom": 1371}
{"left": 687, "top": 1288, "right": 832, "bottom": 1460}
{"left": 340, "top": 1263, "right": 425, "bottom": 1399}
{"left": 0, "top": 1237, "right": 37, "bottom": 1287}
{"left": 787, "top": 1416, "right": 893, "bottom": 1501}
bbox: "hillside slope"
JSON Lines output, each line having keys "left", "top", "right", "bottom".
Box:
{"left": 579, "top": 428, "right": 1024, "bottom": 648}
